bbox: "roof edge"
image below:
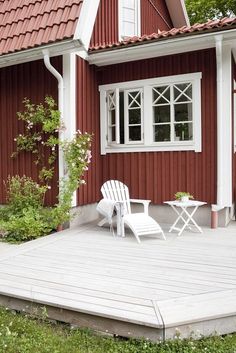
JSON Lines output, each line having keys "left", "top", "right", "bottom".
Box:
{"left": 0, "top": 39, "right": 82, "bottom": 69}
{"left": 88, "top": 28, "right": 236, "bottom": 67}
{"left": 165, "top": 0, "right": 190, "bottom": 27}
{"left": 74, "top": 0, "right": 101, "bottom": 50}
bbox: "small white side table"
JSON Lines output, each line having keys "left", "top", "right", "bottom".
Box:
{"left": 164, "top": 200, "right": 206, "bottom": 236}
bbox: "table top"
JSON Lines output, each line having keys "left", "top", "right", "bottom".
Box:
{"left": 164, "top": 200, "right": 207, "bottom": 207}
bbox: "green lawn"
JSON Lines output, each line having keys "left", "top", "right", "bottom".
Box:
{"left": 0, "top": 307, "right": 236, "bottom": 353}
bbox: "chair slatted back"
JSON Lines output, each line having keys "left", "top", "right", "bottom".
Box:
{"left": 101, "top": 180, "right": 131, "bottom": 215}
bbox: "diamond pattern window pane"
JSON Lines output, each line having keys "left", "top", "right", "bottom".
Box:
{"left": 108, "top": 92, "right": 116, "bottom": 109}
{"left": 128, "top": 91, "right": 141, "bottom": 108}
{"left": 174, "top": 83, "right": 192, "bottom": 102}
{"left": 153, "top": 86, "right": 170, "bottom": 104}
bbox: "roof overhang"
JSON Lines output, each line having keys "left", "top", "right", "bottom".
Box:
{"left": 165, "top": 0, "right": 190, "bottom": 27}
{"left": 0, "top": 39, "right": 83, "bottom": 68}
{"left": 88, "top": 29, "right": 236, "bottom": 67}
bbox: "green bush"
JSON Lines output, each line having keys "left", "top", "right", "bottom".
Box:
{"left": 0, "top": 208, "right": 52, "bottom": 243}
{"left": 5, "top": 175, "right": 47, "bottom": 214}
{"left": 0, "top": 176, "right": 53, "bottom": 243}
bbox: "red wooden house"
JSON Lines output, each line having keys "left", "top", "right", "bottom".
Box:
{"left": 0, "top": 0, "right": 236, "bottom": 227}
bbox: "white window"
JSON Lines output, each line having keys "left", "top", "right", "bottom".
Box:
{"left": 119, "top": 0, "right": 141, "bottom": 40}
{"left": 99, "top": 73, "right": 202, "bottom": 154}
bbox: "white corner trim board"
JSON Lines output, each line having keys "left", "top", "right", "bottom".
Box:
{"left": 215, "top": 35, "right": 232, "bottom": 208}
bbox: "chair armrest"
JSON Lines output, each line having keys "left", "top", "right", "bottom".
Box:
{"left": 130, "top": 199, "right": 151, "bottom": 214}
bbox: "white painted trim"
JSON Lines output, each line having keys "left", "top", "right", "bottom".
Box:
{"left": 102, "top": 143, "right": 196, "bottom": 154}
{"left": 74, "top": 0, "right": 100, "bottom": 51}
{"left": 63, "top": 53, "right": 77, "bottom": 206}
{"left": 99, "top": 73, "right": 202, "bottom": 155}
{"left": 165, "top": 0, "right": 190, "bottom": 27}
{"left": 0, "top": 40, "right": 82, "bottom": 69}
{"left": 118, "top": 0, "right": 141, "bottom": 41}
{"left": 215, "top": 36, "right": 232, "bottom": 207}
{"left": 100, "top": 90, "right": 107, "bottom": 155}
{"left": 115, "top": 88, "right": 120, "bottom": 144}
{"left": 89, "top": 29, "right": 236, "bottom": 67}
{"left": 99, "top": 72, "right": 202, "bottom": 92}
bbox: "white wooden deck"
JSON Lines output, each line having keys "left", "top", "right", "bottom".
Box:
{"left": 0, "top": 222, "right": 236, "bottom": 340}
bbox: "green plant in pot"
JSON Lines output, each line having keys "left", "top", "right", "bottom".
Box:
{"left": 174, "top": 191, "right": 194, "bottom": 202}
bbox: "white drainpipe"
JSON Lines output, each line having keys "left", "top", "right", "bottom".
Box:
{"left": 43, "top": 50, "right": 64, "bottom": 181}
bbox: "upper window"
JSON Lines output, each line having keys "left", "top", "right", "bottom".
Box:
{"left": 119, "top": 0, "right": 141, "bottom": 40}
{"left": 99, "top": 73, "right": 202, "bottom": 155}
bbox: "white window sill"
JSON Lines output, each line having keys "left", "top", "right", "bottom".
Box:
{"left": 102, "top": 142, "right": 201, "bottom": 154}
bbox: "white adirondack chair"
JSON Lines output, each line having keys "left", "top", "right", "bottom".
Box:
{"left": 98, "top": 180, "right": 166, "bottom": 243}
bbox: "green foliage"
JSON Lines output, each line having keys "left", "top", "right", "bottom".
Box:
{"left": 0, "top": 208, "right": 52, "bottom": 243}
{"left": 1, "top": 96, "right": 92, "bottom": 243}
{"left": 53, "top": 131, "right": 92, "bottom": 226}
{"left": 186, "top": 0, "right": 236, "bottom": 24}
{"left": 1, "top": 307, "right": 236, "bottom": 353}
{"left": 13, "top": 96, "right": 61, "bottom": 183}
{"left": 0, "top": 176, "right": 53, "bottom": 243}
{"left": 5, "top": 175, "right": 47, "bottom": 213}
{"left": 174, "top": 191, "right": 194, "bottom": 201}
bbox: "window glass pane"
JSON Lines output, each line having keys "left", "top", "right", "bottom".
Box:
{"left": 174, "top": 83, "right": 192, "bottom": 102}
{"left": 128, "top": 91, "right": 141, "bottom": 107}
{"left": 153, "top": 86, "right": 170, "bottom": 104}
{"left": 119, "top": 92, "right": 124, "bottom": 144}
{"left": 129, "top": 109, "right": 141, "bottom": 124}
{"left": 129, "top": 126, "right": 141, "bottom": 141}
{"left": 110, "top": 110, "right": 116, "bottom": 125}
{"left": 174, "top": 103, "right": 192, "bottom": 122}
{"left": 174, "top": 123, "right": 193, "bottom": 141}
{"left": 154, "top": 125, "right": 170, "bottom": 142}
{"left": 111, "top": 127, "right": 116, "bottom": 141}
{"left": 153, "top": 106, "right": 170, "bottom": 123}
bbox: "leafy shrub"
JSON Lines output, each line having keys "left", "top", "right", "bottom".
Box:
{"left": 5, "top": 175, "right": 47, "bottom": 214}
{"left": 0, "top": 208, "right": 52, "bottom": 243}
{"left": 0, "top": 176, "right": 53, "bottom": 243}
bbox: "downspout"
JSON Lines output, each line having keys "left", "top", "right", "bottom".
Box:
{"left": 43, "top": 50, "right": 64, "bottom": 181}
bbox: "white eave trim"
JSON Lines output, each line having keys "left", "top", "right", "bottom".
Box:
{"left": 88, "top": 28, "right": 236, "bottom": 67}
{"left": 0, "top": 39, "right": 82, "bottom": 69}
{"left": 165, "top": 0, "right": 190, "bottom": 27}
{"left": 74, "top": 0, "right": 100, "bottom": 50}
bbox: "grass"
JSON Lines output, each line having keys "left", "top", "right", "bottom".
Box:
{"left": 0, "top": 307, "right": 236, "bottom": 353}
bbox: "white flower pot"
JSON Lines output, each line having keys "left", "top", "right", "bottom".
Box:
{"left": 181, "top": 196, "right": 189, "bottom": 202}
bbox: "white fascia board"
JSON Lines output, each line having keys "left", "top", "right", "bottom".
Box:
{"left": 88, "top": 29, "right": 236, "bottom": 67}
{"left": 74, "top": 0, "right": 100, "bottom": 51}
{"left": 0, "top": 39, "right": 82, "bottom": 69}
{"left": 165, "top": 0, "right": 190, "bottom": 27}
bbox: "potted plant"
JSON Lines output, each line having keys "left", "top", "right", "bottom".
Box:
{"left": 174, "top": 191, "right": 193, "bottom": 203}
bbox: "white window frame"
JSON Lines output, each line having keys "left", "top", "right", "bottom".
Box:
{"left": 99, "top": 72, "right": 202, "bottom": 155}
{"left": 118, "top": 0, "right": 141, "bottom": 40}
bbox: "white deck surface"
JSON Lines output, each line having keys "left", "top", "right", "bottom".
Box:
{"left": 0, "top": 222, "right": 236, "bottom": 339}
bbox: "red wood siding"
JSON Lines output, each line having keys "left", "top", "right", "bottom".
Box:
{"left": 0, "top": 58, "right": 61, "bottom": 205}
{"left": 97, "top": 49, "right": 217, "bottom": 205}
{"left": 141, "top": 0, "right": 173, "bottom": 34}
{"left": 76, "top": 57, "right": 101, "bottom": 205}
{"left": 90, "top": 0, "right": 119, "bottom": 48}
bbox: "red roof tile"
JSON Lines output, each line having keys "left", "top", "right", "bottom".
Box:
{"left": 0, "top": 0, "right": 83, "bottom": 56}
{"left": 89, "top": 17, "right": 236, "bottom": 52}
